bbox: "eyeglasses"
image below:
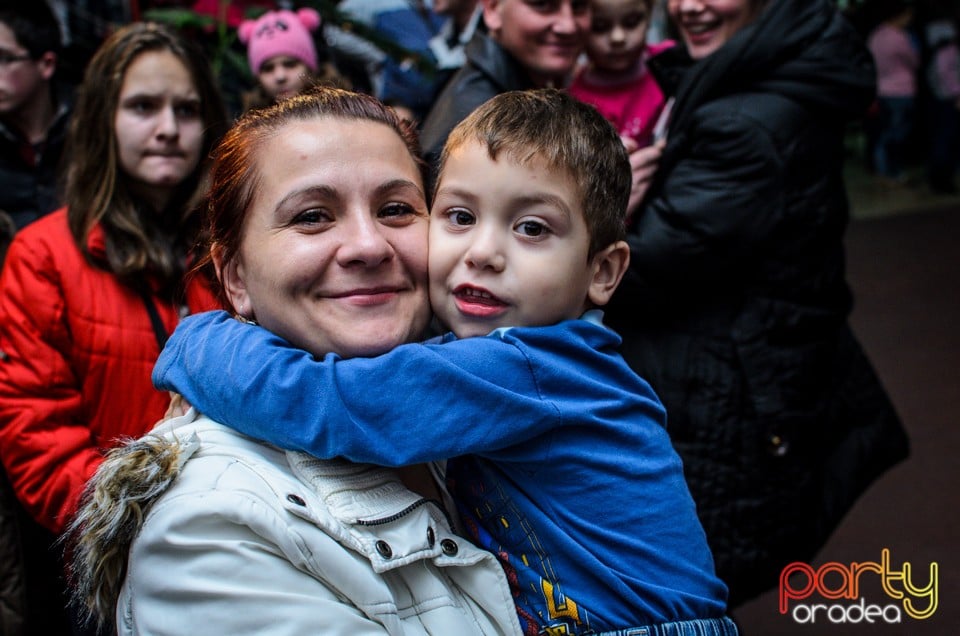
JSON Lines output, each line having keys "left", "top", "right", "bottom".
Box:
{"left": 0, "top": 52, "right": 33, "bottom": 67}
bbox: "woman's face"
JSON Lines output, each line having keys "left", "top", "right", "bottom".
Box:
{"left": 221, "top": 117, "right": 431, "bottom": 359}
{"left": 257, "top": 55, "right": 312, "bottom": 102}
{"left": 114, "top": 50, "right": 204, "bottom": 211}
{"left": 667, "top": 0, "right": 760, "bottom": 59}
{"left": 483, "top": 0, "right": 590, "bottom": 86}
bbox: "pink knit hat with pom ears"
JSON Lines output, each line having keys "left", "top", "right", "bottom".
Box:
{"left": 238, "top": 8, "right": 321, "bottom": 75}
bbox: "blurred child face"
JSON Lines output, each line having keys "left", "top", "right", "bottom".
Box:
{"left": 221, "top": 118, "right": 431, "bottom": 359}
{"left": 482, "top": 0, "right": 590, "bottom": 87}
{"left": 114, "top": 50, "right": 204, "bottom": 212}
{"left": 430, "top": 140, "right": 598, "bottom": 337}
{"left": 667, "top": 0, "right": 760, "bottom": 59}
{"left": 586, "top": 0, "right": 651, "bottom": 74}
{"left": 0, "top": 22, "right": 55, "bottom": 117}
{"left": 258, "top": 55, "right": 312, "bottom": 102}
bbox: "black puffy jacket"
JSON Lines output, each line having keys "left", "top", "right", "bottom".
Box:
{"left": 0, "top": 87, "right": 71, "bottom": 231}
{"left": 606, "top": 0, "right": 909, "bottom": 607}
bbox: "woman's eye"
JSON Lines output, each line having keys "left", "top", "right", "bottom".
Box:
{"left": 175, "top": 102, "right": 201, "bottom": 118}
{"left": 380, "top": 202, "right": 416, "bottom": 218}
{"left": 127, "top": 99, "right": 155, "bottom": 114}
{"left": 292, "top": 208, "right": 330, "bottom": 225}
{"left": 517, "top": 220, "right": 548, "bottom": 237}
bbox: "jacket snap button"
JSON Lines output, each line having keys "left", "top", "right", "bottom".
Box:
{"left": 427, "top": 527, "right": 436, "bottom": 547}
{"left": 286, "top": 493, "right": 306, "bottom": 506}
{"left": 376, "top": 540, "right": 393, "bottom": 559}
{"left": 767, "top": 434, "right": 789, "bottom": 457}
{"left": 440, "top": 538, "right": 458, "bottom": 556}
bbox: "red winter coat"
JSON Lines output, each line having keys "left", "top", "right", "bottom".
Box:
{"left": 0, "top": 208, "right": 219, "bottom": 533}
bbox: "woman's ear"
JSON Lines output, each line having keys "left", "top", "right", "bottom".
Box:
{"left": 212, "top": 243, "right": 252, "bottom": 319}
{"left": 586, "top": 240, "right": 630, "bottom": 307}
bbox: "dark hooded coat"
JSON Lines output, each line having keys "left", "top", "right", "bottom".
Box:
{"left": 605, "top": 0, "right": 909, "bottom": 606}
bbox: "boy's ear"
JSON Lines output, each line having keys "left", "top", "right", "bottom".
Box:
{"left": 586, "top": 240, "right": 630, "bottom": 307}
{"left": 212, "top": 243, "right": 253, "bottom": 319}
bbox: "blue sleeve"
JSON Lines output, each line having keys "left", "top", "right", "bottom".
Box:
{"left": 153, "top": 311, "right": 560, "bottom": 465}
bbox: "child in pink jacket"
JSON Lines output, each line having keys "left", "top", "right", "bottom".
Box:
{"left": 569, "top": 0, "right": 673, "bottom": 148}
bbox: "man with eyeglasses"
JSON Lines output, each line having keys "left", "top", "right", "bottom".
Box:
{"left": 0, "top": 1, "right": 71, "bottom": 241}
{"left": 0, "top": 9, "right": 73, "bottom": 636}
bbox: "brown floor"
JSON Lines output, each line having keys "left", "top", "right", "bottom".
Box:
{"left": 733, "top": 178, "right": 960, "bottom": 633}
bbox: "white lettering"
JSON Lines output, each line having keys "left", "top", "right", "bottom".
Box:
{"left": 828, "top": 603, "right": 847, "bottom": 623}
{"left": 790, "top": 601, "right": 903, "bottom": 624}
{"left": 845, "top": 597, "right": 866, "bottom": 623}
{"left": 883, "top": 604, "right": 903, "bottom": 623}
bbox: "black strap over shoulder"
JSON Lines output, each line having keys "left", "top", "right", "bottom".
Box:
{"left": 138, "top": 290, "right": 169, "bottom": 351}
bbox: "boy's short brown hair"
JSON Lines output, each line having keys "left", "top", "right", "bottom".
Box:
{"left": 438, "top": 89, "right": 631, "bottom": 257}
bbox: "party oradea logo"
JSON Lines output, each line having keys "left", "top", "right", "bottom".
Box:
{"left": 779, "top": 549, "right": 938, "bottom": 624}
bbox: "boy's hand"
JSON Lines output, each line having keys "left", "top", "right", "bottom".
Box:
{"left": 622, "top": 137, "right": 665, "bottom": 223}
{"left": 160, "top": 392, "right": 193, "bottom": 422}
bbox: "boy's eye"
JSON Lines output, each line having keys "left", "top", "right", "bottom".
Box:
{"left": 447, "top": 208, "right": 476, "bottom": 226}
{"left": 516, "top": 220, "right": 548, "bottom": 237}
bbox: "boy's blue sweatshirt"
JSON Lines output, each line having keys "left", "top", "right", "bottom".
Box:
{"left": 153, "top": 310, "right": 728, "bottom": 634}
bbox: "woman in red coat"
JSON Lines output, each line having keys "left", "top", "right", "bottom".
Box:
{"left": 0, "top": 22, "right": 227, "bottom": 634}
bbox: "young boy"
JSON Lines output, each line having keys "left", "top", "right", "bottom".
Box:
{"left": 154, "top": 90, "right": 735, "bottom": 636}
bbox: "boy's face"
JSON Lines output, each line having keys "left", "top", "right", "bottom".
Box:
{"left": 0, "top": 22, "right": 54, "bottom": 117}
{"left": 429, "top": 140, "right": 596, "bottom": 338}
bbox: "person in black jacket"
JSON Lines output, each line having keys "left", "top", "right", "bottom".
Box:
{"left": 605, "top": 0, "right": 910, "bottom": 608}
{"left": 419, "top": 0, "right": 589, "bottom": 178}
{"left": 0, "top": 1, "right": 71, "bottom": 232}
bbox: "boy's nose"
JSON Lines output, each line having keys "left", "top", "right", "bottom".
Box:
{"left": 464, "top": 230, "right": 506, "bottom": 272}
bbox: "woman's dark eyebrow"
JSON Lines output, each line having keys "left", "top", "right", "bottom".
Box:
{"left": 374, "top": 178, "right": 424, "bottom": 200}
{"left": 274, "top": 185, "right": 337, "bottom": 211}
